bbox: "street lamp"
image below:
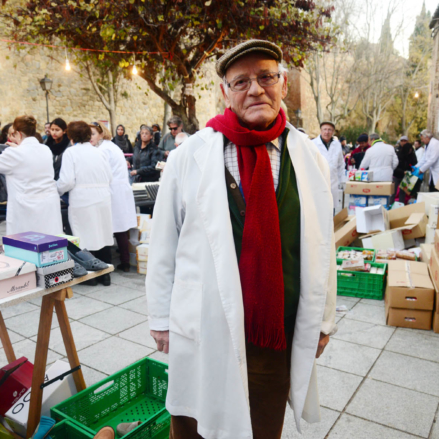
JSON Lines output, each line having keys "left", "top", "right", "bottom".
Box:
{"left": 39, "top": 74, "right": 53, "bottom": 123}
{"left": 295, "top": 109, "right": 302, "bottom": 127}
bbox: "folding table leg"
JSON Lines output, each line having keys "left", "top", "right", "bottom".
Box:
{"left": 54, "top": 298, "right": 86, "bottom": 392}
{"left": 26, "top": 295, "right": 55, "bottom": 438}
{"left": 0, "top": 311, "right": 16, "bottom": 363}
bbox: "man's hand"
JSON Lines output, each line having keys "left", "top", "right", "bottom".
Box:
{"left": 316, "top": 332, "right": 330, "bottom": 359}
{"left": 151, "top": 330, "right": 170, "bottom": 354}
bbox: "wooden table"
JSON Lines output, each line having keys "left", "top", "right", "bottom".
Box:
{"left": 0, "top": 265, "right": 114, "bottom": 438}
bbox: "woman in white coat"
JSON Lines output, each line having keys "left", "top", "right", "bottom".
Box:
{"left": 57, "top": 121, "right": 113, "bottom": 286}
{"left": 0, "top": 115, "right": 62, "bottom": 236}
{"left": 90, "top": 122, "right": 137, "bottom": 272}
{"left": 360, "top": 134, "right": 398, "bottom": 182}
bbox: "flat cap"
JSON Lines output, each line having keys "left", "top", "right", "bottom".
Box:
{"left": 216, "top": 39, "right": 282, "bottom": 78}
{"left": 320, "top": 121, "right": 336, "bottom": 129}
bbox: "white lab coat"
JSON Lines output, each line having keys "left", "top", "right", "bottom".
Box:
{"left": 360, "top": 141, "right": 398, "bottom": 182}
{"left": 146, "top": 123, "right": 337, "bottom": 438}
{"left": 415, "top": 146, "right": 425, "bottom": 163}
{"left": 0, "top": 137, "right": 62, "bottom": 236}
{"left": 312, "top": 136, "right": 344, "bottom": 210}
{"left": 57, "top": 142, "right": 113, "bottom": 251}
{"left": 418, "top": 137, "right": 439, "bottom": 185}
{"left": 98, "top": 140, "right": 137, "bottom": 233}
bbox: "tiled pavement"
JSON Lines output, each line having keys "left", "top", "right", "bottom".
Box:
{"left": 3, "top": 266, "right": 439, "bottom": 437}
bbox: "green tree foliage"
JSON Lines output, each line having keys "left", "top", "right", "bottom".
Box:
{"left": 2, "top": 0, "right": 335, "bottom": 132}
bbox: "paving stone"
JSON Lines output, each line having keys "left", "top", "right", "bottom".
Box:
{"left": 112, "top": 273, "right": 146, "bottom": 289}
{"left": 328, "top": 414, "right": 418, "bottom": 438}
{"left": 79, "top": 307, "right": 146, "bottom": 335}
{"left": 6, "top": 329, "right": 25, "bottom": 344}
{"left": 317, "top": 339, "right": 381, "bottom": 376}
{"left": 430, "top": 409, "right": 439, "bottom": 439}
{"left": 0, "top": 301, "right": 39, "bottom": 319}
{"left": 119, "top": 321, "right": 156, "bottom": 349}
{"left": 87, "top": 284, "right": 144, "bottom": 306}
{"left": 71, "top": 283, "right": 107, "bottom": 295}
{"left": 119, "top": 295, "right": 148, "bottom": 316}
{"left": 281, "top": 406, "right": 340, "bottom": 438}
{"left": 346, "top": 379, "right": 439, "bottom": 437}
{"left": 0, "top": 339, "right": 61, "bottom": 366}
{"left": 81, "top": 365, "right": 109, "bottom": 387}
{"left": 65, "top": 295, "right": 113, "bottom": 320}
{"left": 78, "top": 336, "right": 154, "bottom": 375}
{"left": 369, "top": 351, "right": 439, "bottom": 397}
{"left": 333, "top": 318, "right": 395, "bottom": 349}
{"left": 385, "top": 328, "right": 439, "bottom": 363}
{"left": 148, "top": 350, "right": 169, "bottom": 365}
{"left": 345, "top": 303, "right": 387, "bottom": 326}
{"left": 317, "top": 366, "right": 363, "bottom": 411}
{"left": 359, "top": 299, "right": 385, "bottom": 307}
{"left": 5, "top": 309, "right": 60, "bottom": 338}
{"left": 31, "top": 321, "right": 110, "bottom": 356}
{"left": 336, "top": 296, "right": 360, "bottom": 310}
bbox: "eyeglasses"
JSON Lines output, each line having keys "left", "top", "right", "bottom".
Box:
{"left": 226, "top": 72, "right": 281, "bottom": 92}
{"left": 169, "top": 127, "right": 179, "bottom": 131}
{"left": 91, "top": 122, "right": 103, "bottom": 133}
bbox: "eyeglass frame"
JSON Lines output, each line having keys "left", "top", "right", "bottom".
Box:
{"left": 226, "top": 71, "right": 282, "bottom": 93}
{"left": 90, "top": 122, "right": 103, "bottom": 133}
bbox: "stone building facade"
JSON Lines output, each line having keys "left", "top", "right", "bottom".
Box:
{"left": 428, "top": 5, "right": 439, "bottom": 136}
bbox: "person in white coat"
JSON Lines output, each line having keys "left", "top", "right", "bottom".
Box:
{"left": 90, "top": 122, "right": 137, "bottom": 272}
{"left": 0, "top": 115, "right": 62, "bottom": 236}
{"left": 57, "top": 121, "right": 113, "bottom": 286}
{"left": 360, "top": 133, "right": 398, "bottom": 182}
{"left": 418, "top": 129, "right": 439, "bottom": 192}
{"left": 312, "top": 121, "right": 344, "bottom": 211}
{"left": 146, "top": 40, "right": 337, "bottom": 439}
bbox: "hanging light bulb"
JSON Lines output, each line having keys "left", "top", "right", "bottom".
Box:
{"left": 65, "top": 48, "right": 71, "bottom": 71}
{"left": 132, "top": 64, "right": 138, "bottom": 75}
{"left": 414, "top": 91, "right": 420, "bottom": 99}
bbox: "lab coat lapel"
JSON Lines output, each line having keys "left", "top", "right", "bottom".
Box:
{"left": 193, "top": 129, "right": 249, "bottom": 397}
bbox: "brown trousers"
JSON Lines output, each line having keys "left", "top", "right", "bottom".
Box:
{"left": 169, "top": 332, "right": 294, "bottom": 439}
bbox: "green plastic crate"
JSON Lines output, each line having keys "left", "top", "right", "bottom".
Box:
{"left": 51, "top": 357, "right": 171, "bottom": 439}
{"left": 336, "top": 246, "right": 376, "bottom": 263}
{"left": 48, "top": 420, "right": 94, "bottom": 439}
{"left": 337, "top": 261, "right": 387, "bottom": 300}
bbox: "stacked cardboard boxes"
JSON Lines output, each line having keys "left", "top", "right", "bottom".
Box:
{"left": 129, "top": 214, "right": 153, "bottom": 268}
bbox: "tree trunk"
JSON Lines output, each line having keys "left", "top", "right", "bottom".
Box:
{"left": 163, "top": 101, "right": 172, "bottom": 136}
{"left": 182, "top": 80, "right": 199, "bottom": 134}
{"left": 108, "top": 70, "right": 116, "bottom": 136}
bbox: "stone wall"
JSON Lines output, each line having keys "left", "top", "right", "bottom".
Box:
{"left": 0, "top": 43, "right": 221, "bottom": 140}
{"left": 428, "top": 27, "right": 439, "bottom": 136}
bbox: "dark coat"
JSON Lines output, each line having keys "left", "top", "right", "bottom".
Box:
{"left": 394, "top": 143, "right": 418, "bottom": 179}
{"left": 111, "top": 134, "right": 133, "bottom": 154}
{"left": 45, "top": 134, "right": 71, "bottom": 180}
{"left": 132, "top": 140, "right": 162, "bottom": 182}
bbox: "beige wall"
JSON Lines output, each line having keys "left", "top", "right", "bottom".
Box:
{"left": 428, "top": 28, "right": 439, "bottom": 136}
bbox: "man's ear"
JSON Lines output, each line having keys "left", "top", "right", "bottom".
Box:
{"left": 220, "top": 83, "right": 232, "bottom": 109}
{"left": 281, "top": 74, "right": 288, "bottom": 100}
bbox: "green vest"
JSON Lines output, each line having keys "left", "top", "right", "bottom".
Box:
{"left": 226, "top": 130, "right": 301, "bottom": 333}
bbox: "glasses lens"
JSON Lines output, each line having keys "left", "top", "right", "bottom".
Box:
{"left": 170, "top": 127, "right": 178, "bottom": 131}
{"left": 231, "top": 78, "right": 250, "bottom": 92}
{"left": 258, "top": 73, "right": 279, "bottom": 86}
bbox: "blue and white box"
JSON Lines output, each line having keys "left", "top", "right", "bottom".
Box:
{"left": 369, "top": 195, "right": 390, "bottom": 208}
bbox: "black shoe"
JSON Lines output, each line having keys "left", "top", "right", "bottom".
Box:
{"left": 97, "top": 273, "right": 111, "bottom": 286}
{"left": 83, "top": 278, "right": 98, "bottom": 286}
{"left": 72, "top": 261, "right": 88, "bottom": 278}
{"left": 68, "top": 247, "right": 108, "bottom": 271}
{"left": 117, "top": 263, "right": 131, "bottom": 273}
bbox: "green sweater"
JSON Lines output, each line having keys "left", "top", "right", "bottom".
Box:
{"left": 226, "top": 130, "right": 301, "bottom": 333}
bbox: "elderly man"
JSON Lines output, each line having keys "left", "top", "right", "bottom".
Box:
{"left": 312, "top": 121, "right": 344, "bottom": 211}
{"left": 417, "top": 129, "right": 439, "bottom": 192}
{"left": 146, "top": 40, "right": 337, "bottom": 439}
{"left": 158, "top": 116, "right": 184, "bottom": 157}
{"left": 360, "top": 133, "right": 398, "bottom": 182}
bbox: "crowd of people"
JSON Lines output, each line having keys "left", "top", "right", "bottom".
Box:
{"left": 0, "top": 114, "right": 190, "bottom": 287}
{"left": 309, "top": 120, "right": 439, "bottom": 210}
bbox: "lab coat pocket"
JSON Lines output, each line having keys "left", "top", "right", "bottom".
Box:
{"left": 169, "top": 279, "right": 202, "bottom": 343}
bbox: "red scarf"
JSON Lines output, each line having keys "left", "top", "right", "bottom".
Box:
{"left": 206, "top": 108, "right": 287, "bottom": 350}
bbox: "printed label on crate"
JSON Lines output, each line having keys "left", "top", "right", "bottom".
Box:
{"left": 48, "top": 274, "right": 71, "bottom": 287}
{"left": 39, "top": 249, "right": 66, "bottom": 265}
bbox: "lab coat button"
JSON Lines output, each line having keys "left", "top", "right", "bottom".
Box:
{"left": 230, "top": 183, "right": 237, "bottom": 189}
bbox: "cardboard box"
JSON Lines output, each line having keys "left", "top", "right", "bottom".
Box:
{"left": 0, "top": 255, "right": 36, "bottom": 300}
{"left": 345, "top": 182, "right": 394, "bottom": 196}
{"left": 426, "top": 224, "right": 435, "bottom": 245}
{"left": 434, "top": 230, "right": 439, "bottom": 254}
{"left": 388, "top": 202, "right": 425, "bottom": 228}
{"left": 429, "top": 247, "right": 439, "bottom": 292}
{"left": 428, "top": 205, "right": 439, "bottom": 228}
{"left": 361, "top": 229, "right": 405, "bottom": 251}
{"left": 387, "top": 203, "right": 427, "bottom": 240}
{"left": 369, "top": 195, "right": 390, "bottom": 207}
{"left": 137, "top": 261, "right": 147, "bottom": 275}
{"left": 0, "top": 358, "right": 33, "bottom": 417}
{"left": 433, "top": 311, "right": 439, "bottom": 333}
{"left": 421, "top": 244, "right": 433, "bottom": 264}
{"left": 417, "top": 192, "right": 439, "bottom": 215}
{"left": 386, "top": 260, "right": 435, "bottom": 310}
{"left": 5, "top": 360, "right": 76, "bottom": 437}
{"left": 335, "top": 217, "right": 358, "bottom": 248}
{"left": 356, "top": 205, "right": 390, "bottom": 234}
{"left": 136, "top": 244, "right": 149, "bottom": 262}
{"left": 36, "top": 259, "right": 74, "bottom": 289}
{"left": 385, "top": 300, "right": 432, "bottom": 330}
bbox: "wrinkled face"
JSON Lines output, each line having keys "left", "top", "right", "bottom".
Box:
{"left": 169, "top": 124, "right": 182, "bottom": 136}
{"left": 221, "top": 53, "right": 288, "bottom": 131}
{"left": 117, "top": 126, "right": 124, "bottom": 136}
{"left": 90, "top": 127, "right": 103, "bottom": 146}
{"left": 141, "top": 129, "right": 152, "bottom": 143}
{"left": 50, "top": 124, "right": 65, "bottom": 140}
{"left": 320, "top": 124, "right": 335, "bottom": 142}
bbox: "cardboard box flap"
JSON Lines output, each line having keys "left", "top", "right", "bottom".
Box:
{"left": 388, "top": 202, "right": 425, "bottom": 229}
{"left": 387, "top": 261, "right": 433, "bottom": 289}
{"left": 334, "top": 208, "right": 348, "bottom": 227}
{"left": 405, "top": 212, "right": 426, "bottom": 226}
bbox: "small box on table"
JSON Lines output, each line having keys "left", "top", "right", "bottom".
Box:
{"left": 0, "top": 254, "right": 36, "bottom": 300}
{"left": 3, "top": 233, "right": 68, "bottom": 268}
{"left": 36, "top": 259, "right": 75, "bottom": 289}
